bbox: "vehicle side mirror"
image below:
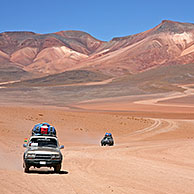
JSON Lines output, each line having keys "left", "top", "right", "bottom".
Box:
{"left": 23, "top": 144, "right": 27, "bottom": 147}
{"left": 59, "top": 145, "right": 64, "bottom": 149}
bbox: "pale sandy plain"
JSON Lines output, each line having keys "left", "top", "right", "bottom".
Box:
{"left": 1, "top": 86, "right": 194, "bottom": 194}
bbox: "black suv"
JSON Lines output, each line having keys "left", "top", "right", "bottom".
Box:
{"left": 101, "top": 133, "right": 114, "bottom": 146}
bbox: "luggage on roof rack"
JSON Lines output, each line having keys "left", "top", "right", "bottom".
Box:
{"left": 32, "top": 123, "right": 56, "bottom": 136}
{"left": 105, "top": 132, "right": 112, "bottom": 137}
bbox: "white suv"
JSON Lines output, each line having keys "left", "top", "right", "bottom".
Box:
{"left": 23, "top": 136, "right": 64, "bottom": 173}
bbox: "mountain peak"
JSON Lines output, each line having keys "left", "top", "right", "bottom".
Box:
{"left": 55, "top": 30, "right": 102, "bottom": 42}
{"left": 154, "top": 20, "right": 194, "bottom": 34}
{"left": 2, "top": 31, "right": 36, "bottom": 36}
{"left": 161, "top": 20, "right": 177, "bottom": 24}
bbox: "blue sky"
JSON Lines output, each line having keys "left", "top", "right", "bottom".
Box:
{"left": 0, "top": 0, "right": 194, "bottom": 41}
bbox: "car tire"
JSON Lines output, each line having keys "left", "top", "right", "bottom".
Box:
{"left": 54, "top": 164, "right": 61, "bottom": 173}
{"left": 24, "top": 164, "right": 30, "bottom": 173}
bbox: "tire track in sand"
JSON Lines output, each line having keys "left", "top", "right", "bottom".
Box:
{"left": 129, "top": 118, "right": 177, "bottom": 138}
{"left": 130, "top": 119, "right": 161, "bottom": 136}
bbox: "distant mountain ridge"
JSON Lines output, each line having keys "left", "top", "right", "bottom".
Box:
{"left": 0, "top": 20, "right": 194, "bottom": 81}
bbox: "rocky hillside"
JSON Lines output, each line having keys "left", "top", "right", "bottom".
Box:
{"left": 0, "top": 20, "right": 194, "bottom": 81}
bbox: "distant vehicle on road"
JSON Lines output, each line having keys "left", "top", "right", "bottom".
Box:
{"left": 23, "top": 135, "right": 64, "bottom": 173}
{"left": 101, "top": 133, "right": 114, "bottom": 146}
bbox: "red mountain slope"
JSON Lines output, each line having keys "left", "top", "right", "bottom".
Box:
{"left": 0, "top": 20, "right": 194, "bottom": 79}
{"left": 81, "top": 20, "right": 194, "bottom": 75}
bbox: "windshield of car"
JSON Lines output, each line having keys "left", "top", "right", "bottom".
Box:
{"left": 104, "top": 136, "right": 112, "bottom": 139}
{"left": 29, "top": 138, "right": 58, "bottom": 148}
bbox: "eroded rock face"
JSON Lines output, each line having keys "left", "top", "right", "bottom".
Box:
{"left": 0, "top": 20, "right": 194, "bottom": 78}
{"left": 85, "top": 20, "right": 194, "bottom": 75}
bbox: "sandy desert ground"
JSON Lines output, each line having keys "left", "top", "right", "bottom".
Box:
{"left": 0, "top": 96, "right": 194, "bottom": 194}
{"left": 1, "top": 20, "right": 194, "bottom": 194}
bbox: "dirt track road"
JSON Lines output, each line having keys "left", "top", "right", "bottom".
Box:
{"left": 134, "top": 84, "right": 194, "bottom": 108}
{"left": 1, "top": 106, "right": 194, "bottom": 194}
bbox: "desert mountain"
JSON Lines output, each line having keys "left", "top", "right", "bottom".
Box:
{"left": 0, "top": 20, "right": 194, "bottom": 81}
{"left": 81, "top": 20, "right": 194, "bottom": 75}
{"left": 0, "top": 31, "right": 104, "bottom": 78}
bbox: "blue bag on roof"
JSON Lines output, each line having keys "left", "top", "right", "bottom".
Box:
{"left": 32, "top": 122, "right": 56, "bottom": 136}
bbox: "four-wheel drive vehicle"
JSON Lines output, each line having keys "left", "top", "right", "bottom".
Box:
{"left": 101, "top": 133, "right": 114, "bottom": 146}
{"left": 23, "top": 136, "right": 64, "bottom": 173}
